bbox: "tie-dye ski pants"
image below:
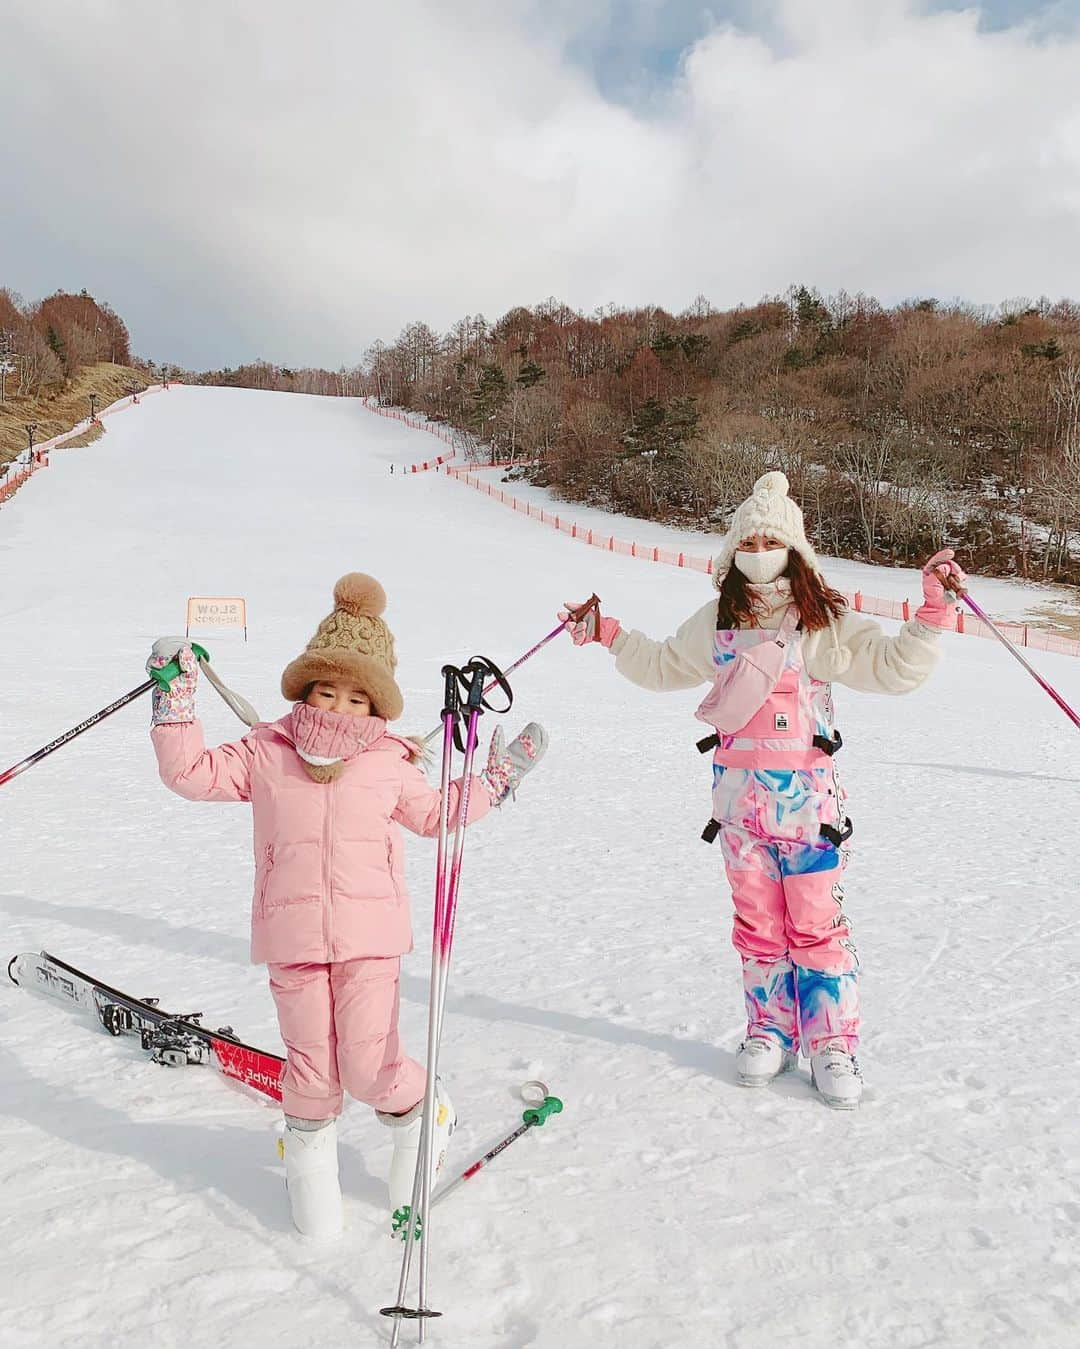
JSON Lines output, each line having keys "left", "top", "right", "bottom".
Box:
{"left": 713, "top": 764, "right": 859, "bottom": 1056}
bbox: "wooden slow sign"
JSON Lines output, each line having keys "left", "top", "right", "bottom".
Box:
{"left": 186, "top": 596, "right": 248, "bottom": 640}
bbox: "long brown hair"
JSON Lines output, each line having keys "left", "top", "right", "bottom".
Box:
{"left": 716, "top": 551, "right": 847, "bottom": 631}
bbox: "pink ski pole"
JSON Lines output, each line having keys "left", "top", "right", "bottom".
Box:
{"left": 939, "top": 572, "right": 1080, "bottom": 732}
{"left": 421, "top": 595, "right": 599, "bottom": 747}
{"left": 384, "top": 656, "right": 512, "bottom": 1343}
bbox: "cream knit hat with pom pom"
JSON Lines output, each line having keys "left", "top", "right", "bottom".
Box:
{"left": 280, "top": 573, "right": 404, "bottom": 720}
{"left": 711, "top": 471, "right": 820, "bottom": 589}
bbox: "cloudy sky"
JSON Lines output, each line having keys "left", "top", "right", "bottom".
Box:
{"left": 3, "top": 1, "right": 1079, "bottom": 369}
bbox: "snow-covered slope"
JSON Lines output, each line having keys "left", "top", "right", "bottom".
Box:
{"left": 1, "top": 387, "right": 1078, "bottom": 1348}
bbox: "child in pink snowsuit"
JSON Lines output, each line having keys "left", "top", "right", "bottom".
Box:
{"left": 150, "top": 572, "right": 546, "bottom": 1236}
{"left": 561, "top": 474, "right": 965, "bottom": 1109}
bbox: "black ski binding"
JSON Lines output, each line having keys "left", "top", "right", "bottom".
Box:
{"left": 141, "top": 1017, "right": 212, "bottom": 1067}
{"left": 99, "top": 1002, "right": 137, "bottom": 1036}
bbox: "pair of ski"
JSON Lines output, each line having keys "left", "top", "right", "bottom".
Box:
{"left": 8, "top": 948, "right": 562, "bottom": 1229}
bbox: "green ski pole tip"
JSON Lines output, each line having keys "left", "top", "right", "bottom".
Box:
{"left": 148, "top": 642, "right": 211, "bottom": 690}
{"left": 523, "top": 1095, "right": 563, "bottom": 1127}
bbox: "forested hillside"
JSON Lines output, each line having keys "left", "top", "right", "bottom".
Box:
{"left": 0, "top": 288, "right": 147, "bottom": 462}
{"left": 356, "top": 290, "right": 1080, "bottom": 583}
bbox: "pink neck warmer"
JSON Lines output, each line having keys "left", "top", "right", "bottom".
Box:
{"left": 288, "top": 704, "right": 385, "bottom": 773}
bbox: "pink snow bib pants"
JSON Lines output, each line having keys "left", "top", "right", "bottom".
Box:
{"left": 697, "top": 607, "right": 859, "bottom": 1055}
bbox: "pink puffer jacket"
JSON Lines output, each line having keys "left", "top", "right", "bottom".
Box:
{"left": 151, "top": 715, "right": 491, "bottom": 965}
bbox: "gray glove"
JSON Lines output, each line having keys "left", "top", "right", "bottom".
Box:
{"left": 480, "top": 722, "right": 549, "bottom": 806}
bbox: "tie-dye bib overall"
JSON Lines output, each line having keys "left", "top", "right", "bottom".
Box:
{"left": 704, "top": 608, "right": 859, "bottom": 1056}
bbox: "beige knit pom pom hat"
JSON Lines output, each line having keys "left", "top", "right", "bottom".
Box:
{"left": 281, "top": 573, "right": 404, "bottom": 720}
{"left": 711, "top": 471, "right": 820, "bottom": 589}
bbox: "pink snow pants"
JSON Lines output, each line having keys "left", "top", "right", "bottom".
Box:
{"left": 714, "top": 766, "right": 855, "bottom": 974}
{"left": 268, "top": 958, "right": 427, "bottom": 1120}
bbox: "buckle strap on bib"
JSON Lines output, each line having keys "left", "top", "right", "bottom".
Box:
{"left": 701, "top": 814, "right": 854, "bottom": 847}
{"left": 812, "top": 730, "right": 843, "bottom": 757}
{"left": 820, "top": 817, "right": 854, "bottom": 847}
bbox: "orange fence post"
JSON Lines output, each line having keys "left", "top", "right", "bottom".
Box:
{"left": 902, "top": 599, "right": 910, "bottom": 621}
{"left": 854, "top": 592, "right": 862, "bottom": 612}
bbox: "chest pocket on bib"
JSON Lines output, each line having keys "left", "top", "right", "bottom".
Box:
{"left": 737, "top": 668, "right": 801, "bottom": 739}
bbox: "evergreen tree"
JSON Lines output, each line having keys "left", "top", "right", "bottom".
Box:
{"left": 470, "top": 361, "right": 508, "bottom": 429}
{"left": 517, "top": 359, "right": 546, "bottom": 387}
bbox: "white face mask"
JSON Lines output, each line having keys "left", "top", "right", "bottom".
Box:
{"left": 734, "top": 547, "right": 789, "bottom": 584}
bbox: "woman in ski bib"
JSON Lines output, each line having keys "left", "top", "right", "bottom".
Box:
{"left": 148, "top": 573, "right": 546, "bottom": 1237}
{"left": 560, "top": 473, "right": 964, "bottom": 1109}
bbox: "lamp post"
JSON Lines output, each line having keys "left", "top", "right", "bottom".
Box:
{"left": 128, "top": 381, "right": 140, "bottom": 405}
{"left": 160, "top": 363, "right": 169, "bottom": 389}
{"left": 89, "top": 392, "right": 98, "bottom": 423}
{"left": 0, "top": 355, "right": 14, "bottom": 406}
{"left": 25, "top": 423, "right": 38, "bottom": 468}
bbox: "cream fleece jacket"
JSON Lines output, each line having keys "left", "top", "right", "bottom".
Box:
{"left": 610, "top": 593, "right": 941, "bottom": 696}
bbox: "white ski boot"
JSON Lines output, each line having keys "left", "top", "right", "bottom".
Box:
{"left": 810, "top": 1043, "right": 863, "bottom": 1109}
{"left": 378, "top": 1079, "right": 456, "bottom": 1237}
{"left": 279, "top": 1118, "right": 344, "bottom": 1238}
{"left": 736, "top": 1035, "right": 798, "bottom": 1087}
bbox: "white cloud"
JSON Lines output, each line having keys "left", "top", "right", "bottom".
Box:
{"left": 1, "top": 1, "right": 1078, "bottom": 367}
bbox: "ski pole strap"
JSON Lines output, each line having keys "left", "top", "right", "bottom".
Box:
{"left": 465, "top": 654, "right": 512, "bottom": 713}
{"left": 440, "top": 654, "right": 514, "bottom": 750}
{"left": 199, "top": 658, "right": 262, "bottom": 728}
{"left": 442, "top": 656, "right": 512, "bottom": 715}
{"left": 523, "top": 1095, "right": 563, "bottom": 1127}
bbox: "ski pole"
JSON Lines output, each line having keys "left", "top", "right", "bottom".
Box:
{"left": 430, "top": 1093, "right": 563, "bottom": 1210}
{"left": 417, "top": 666, "right": 489, "bottom": 1341}
{"left": 384, "top": 656, "right": 512, "bottom": 1344}
{"left": 0, "top": 644, "right": 209, "bottom": 788}
{"left": 421, "top": 596, "right": 599, "bottom": 746}
{"left": 386, "top": 674, "right": 458, "bottom": 1342}
{"left": 389, "top": 680, "right": 482, "bottom": 1345}
{"left": 938, "top": 572, "right": 1080, "bottom": 731}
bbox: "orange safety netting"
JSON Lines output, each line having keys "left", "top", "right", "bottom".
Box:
{"left": 443, "top": 464, "right": 1080, "bottom": 658}
{"left": 0, "top": 382, "right": 175, "bottom": 505}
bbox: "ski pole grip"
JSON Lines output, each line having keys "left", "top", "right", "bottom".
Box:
{"left": 934, "top": 568, "right": 967, "bottom": 598}
{"left": 149, "top": 642, "right": 210, "bottom": 691}
{"left": 566, "top": 594, "right": 601, "bottom": 626}
{"left": 523, "top": 1095, "right": 563, "bottom": 1127}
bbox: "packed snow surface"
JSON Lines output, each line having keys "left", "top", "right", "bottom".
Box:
{"left": 2, "top": 387, "right": 1078, "bottom": 1348}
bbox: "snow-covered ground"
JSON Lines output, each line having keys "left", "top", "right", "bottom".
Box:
{"left": 1, "top": 387, "right": 1078, "bottom": 1348}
